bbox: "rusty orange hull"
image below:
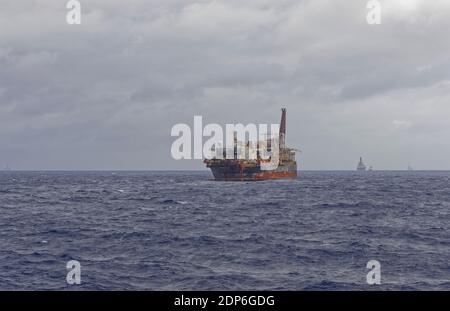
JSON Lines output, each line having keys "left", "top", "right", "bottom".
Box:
{"left": 205, "top": 160, "right": 297, "bottom": 181}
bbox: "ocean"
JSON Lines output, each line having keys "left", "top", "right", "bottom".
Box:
{"left": 0, "top": 171, "right": 448, "bottom": 290}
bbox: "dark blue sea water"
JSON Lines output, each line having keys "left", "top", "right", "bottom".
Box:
{"left": 0, "top": 171, "right": 449, "bottom": 290}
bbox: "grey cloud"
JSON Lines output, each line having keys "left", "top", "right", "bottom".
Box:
{"left": 1, "top": 0, "right": 450, "bottom": 170}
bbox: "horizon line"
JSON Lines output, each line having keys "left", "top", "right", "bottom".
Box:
{"left": 2, "top": 169, "right": 450, "bottom": 172}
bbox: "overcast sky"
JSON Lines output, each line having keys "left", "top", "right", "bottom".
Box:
{"left": 1, "top": 0, "right": 450, "bottom": 170}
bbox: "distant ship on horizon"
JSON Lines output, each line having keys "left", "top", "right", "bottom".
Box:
{"left": 357, "top": 157, "right": 367, "bottom": 171}
{"left": 3, "top": 164, "right": 11, "bottom": 171}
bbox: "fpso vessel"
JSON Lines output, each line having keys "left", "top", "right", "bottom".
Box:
{"left": 204, "top": 109, "right": 297, "bottom": 181}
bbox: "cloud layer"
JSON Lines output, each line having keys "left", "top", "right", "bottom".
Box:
{"left": 1, "top": 0, "right": 450, "bottom": 170}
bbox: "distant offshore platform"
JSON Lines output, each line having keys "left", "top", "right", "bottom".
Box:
{"left": 357, "top": 157, "right": 372, "bottom": 171}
